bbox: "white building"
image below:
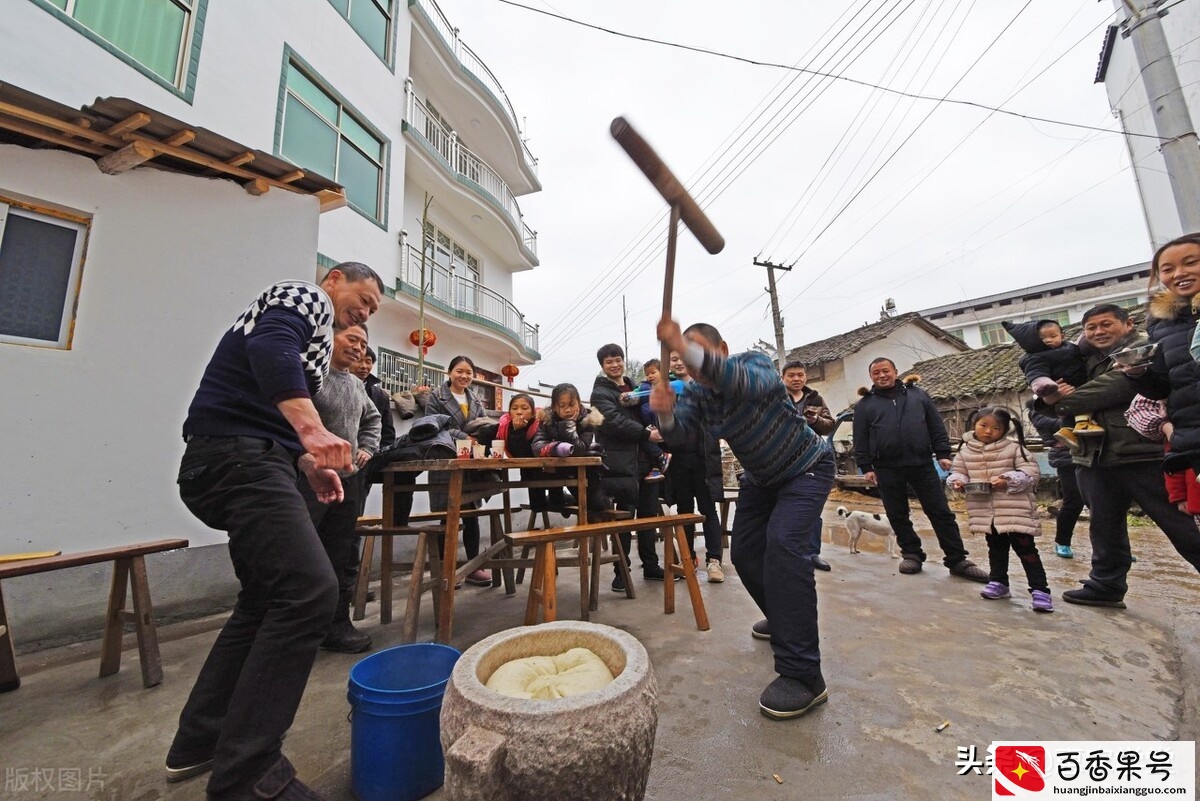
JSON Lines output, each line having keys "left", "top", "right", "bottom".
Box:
{"left": 0, "top": 0, "right": 542, "bottom": 644}
{"left": 918, "top": 263, "right": 1149, "bottom": 349}
{"left": 1097, "top": 0, "right": 1200, "bottom": 246}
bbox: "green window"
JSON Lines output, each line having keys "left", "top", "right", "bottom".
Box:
{"left": 326, "top": 0, "right": 393, "bottom": 62}
{"left": 281, "top": 61, "right": 385, "bottom": 221}
{"left": 978, "top": 322, "right": 1011, "bottom": 347}
{"left": 41, "top": 0, "right": 197, "bottom": 87}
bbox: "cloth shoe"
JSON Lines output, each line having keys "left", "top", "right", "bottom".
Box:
{"left": 165, "top": 750, "right": 214, "bottom": 783}
{"left": 1031, "top": 589, "right": 1054, "bottom": 613}
{"left": 643, "top": 565, "right": 681, "bottom": 582}
{"left": 465, "top": 568, "right": 493, "bottom": 587}
{"left": 948, "top": 560, "right": 989, "bottom": 583}
{"left": 751, "top": 619, "right": 771, "bottom": 641}
{"left": 810, "top": 554, "right": 831, "bottom": 571}
{"left": 611, "top": 572, "right": 627, "bottom": 593}
{"left": 224, "top": 755, "right": 327, "bottom": 801}
{"left": 898, "top": 553, "right": 923, "bottom": 574}
{"left": 706, "top": 559, "right": 725, "bottom": 583}
{"left": 1062, "top": 585, "right": 1126, "bottom": 609}
{"left": 979, "top": 581, "right": 1010, "bottom": 600}
{"left": 759, "top": 675, "right": 829, "bottom": 720}
{"left": 643, "top": 468, "right": 666, "bottom": 483}
{"left": 321, "top": 619, "right": 372, "bottom": 654}
{"left": 1054, "top": 543, "right": 1074, "bottom": 559}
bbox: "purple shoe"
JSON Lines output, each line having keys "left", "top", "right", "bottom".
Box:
{"left": 980, "top": 581, "right": 1010, "bottom": 600}
{"left": 1031, "top": 589, "right": 1054, "bottom": 613}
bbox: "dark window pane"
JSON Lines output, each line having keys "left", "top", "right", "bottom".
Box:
{"left": 0, "top": 214, "right": 78, "bottom": 343}
{"left": 338, "top": 139, "right": 380, "bottom": 218}
{"left": 282, "top": 98, "right": 338, "bottom": 179}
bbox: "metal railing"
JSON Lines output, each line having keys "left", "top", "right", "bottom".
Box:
{"left": 399, "top": 241, "right": 539, "bottom": 354}
{"left": 408, "top": 0, "right": 538, "bottom": 174}
{"left": 405, "top": 88, "right": 537, "bottom": 259}
{"left": 377, "top": 348, "right": 443, "bottom": 395}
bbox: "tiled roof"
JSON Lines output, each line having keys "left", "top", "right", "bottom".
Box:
{"left": 908, "top": 344, "right": 1026, "bottom": 401}
{"left": 787, "top": 312, "right": 966, "bottom": 367}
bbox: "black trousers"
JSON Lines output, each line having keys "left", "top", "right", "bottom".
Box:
{"left": 1055, "top": 463, "right": 1085, "bottom": 547}
{"left": 1075, "top": 460, "right": 1200, "bottom": 597}
{"left": 609, "top": 477, "right": 663, "bottom": 572}
{"left": 171, "top": 436, "right": 338, "bottom": 798}
{"left": 985, "top": 530, "right": 1048, "bottom": 591}
{"left": 874, "top": 462, "right": 969, "bottom": 567}
{"left": 300, "top": 471, "right": 364, "bottom": 609}
{"left": 668, "top": 458, "right": 723, "bottom": 562}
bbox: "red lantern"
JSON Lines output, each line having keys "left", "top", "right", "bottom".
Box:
{"left": 501, "top": 363, "right": 520, "bottom": 385}
{"left": 408, "top": 328, "right": 436, "bottom": 355}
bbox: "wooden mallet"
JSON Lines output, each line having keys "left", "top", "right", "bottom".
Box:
{"left": 610, "top": 116, "right": 725, "bottom": 368}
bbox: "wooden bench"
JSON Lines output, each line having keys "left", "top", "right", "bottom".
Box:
{"left": 504, "top": 514, "right": 709, "bottom": 630}
{"left": 512, "top": 507, "right": 632, "bottom": 585}
{"left": 0, "top": 539, "right": 189, "bottom": 693}
{"left": 718, "top": 487, "right": 739, "bottom": 547}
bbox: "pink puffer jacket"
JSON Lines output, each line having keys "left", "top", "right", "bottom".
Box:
{"left": 947, "top": 434, "right": 1040, "bottom": 536}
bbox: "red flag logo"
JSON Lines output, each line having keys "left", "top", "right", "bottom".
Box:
{"left": 994, "top": 745, "right": 1046, "bottom": 795}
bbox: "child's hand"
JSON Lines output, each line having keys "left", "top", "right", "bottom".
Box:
{"left": 990, "top": 476, "right": 1009, "bottom": 491}
{"left": 618, "top": 392, "right": 640, "bottom": 407}
{"left": 948, "top": 478, "right": 964, "bottom": 491}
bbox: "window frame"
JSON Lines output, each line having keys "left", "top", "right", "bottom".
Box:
{"left": 0, "top": 197, "right": 90, "bottom": 349}
{"left": 978, "top": 322, "right": 1011, "bottom": 347}
{"left": 325, "top": 0, "right": 396, "bottom": 67}
{"left": 275, "top": 47, "right": 390, "bottom": 228}
{"left": 30, "top": 0, "right": 208, "bottom": 102}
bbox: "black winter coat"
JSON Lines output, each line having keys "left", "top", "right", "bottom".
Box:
{"left": 591, "top": 374, "right": 653, "bottom": 499}
{"left": 1027, "top": 401, "right": 1072, "bottom": 470}
{"left": 364, "top": 375, "right": 396, "bottom": 450}
{"left": 660, "top": 399, "right": 723, "bottom": 503}
{"left": 852, "top": 382, "right": 951, "bottom": 471}
{"left": 1143, "top": 292, "right": 1200, "bottom": 469}
{"left": 1003, "top": 318, "right": 1088, "bottom": 387}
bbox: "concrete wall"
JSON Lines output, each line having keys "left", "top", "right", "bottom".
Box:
{"left": 0, "top": 144, "right": 319, "bottom": 644}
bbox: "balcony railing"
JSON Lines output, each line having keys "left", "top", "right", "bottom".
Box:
{"left": 404, "top": 86, "right": 537, "bottom": 259}
{"left": 398, "top": 240, "right": 539, "bottom": 355}
{"left": 408, "top": 0, "right": 538, "bottom": 175}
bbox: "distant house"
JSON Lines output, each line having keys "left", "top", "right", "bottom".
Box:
{"left": 907, "top": 345, "right": 1031, "bottom": 441}
{"left": 785, "top": 312, "right": 969, "bottom": 414}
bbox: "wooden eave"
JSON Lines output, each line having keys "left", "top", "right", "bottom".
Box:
{"left": 0, "top": 82, "right": 346, "bottom": 212}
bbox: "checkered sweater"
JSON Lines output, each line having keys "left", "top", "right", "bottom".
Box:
{"left": 662, "top": 346, "right": 829, "bottom": 487}
{"left": 183, "top": 281, "right": 333, "bottom": 453}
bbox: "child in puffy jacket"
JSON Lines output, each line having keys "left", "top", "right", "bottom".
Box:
{"left": 530, "top": 383, "right": 609, "bottom": 510}
{"left": 1003, "top": 319, "right": 1101, "bottom": 449}
{"left": 618, "top": 358, "right": 671, "bottom": 483}
{"left": 946, "top": 406, "right": 1051, "bottom": 613}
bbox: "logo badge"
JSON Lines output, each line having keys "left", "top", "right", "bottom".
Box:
{"left": 994, "top": 745, "right": 1046, "bottom": 795}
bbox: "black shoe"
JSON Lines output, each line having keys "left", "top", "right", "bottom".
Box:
{"left": 810, "top": 555, "right": 831, "bottom": 572}
{"left": 642, "top": 566, "right": 681, "bottom": 582}
{"left": 611, "top": 573, "right": 627, "bottom": 593}
{"left": 165, "top": 752, "right": 214, "bottom": 783}
{"left": 751, "top": 619, "right": 771, "bottom": 641}
{"left": 321, "top": 620, "right": 373, "bottom": 653}
{"left": 238, "top": 755, "right": 327, "bottom": 801}
{"left": 759, "top": 675, "right": 829, "bottom": 720}
{"left": 365, "top": 589, "right": 376, "bottom": 603}
{"left": 1062, "top": 586, "right": 1126, "bottom": 609}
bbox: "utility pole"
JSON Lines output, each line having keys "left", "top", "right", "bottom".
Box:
{"left": 1122, "top": 0, "right": 1200, "bottom": 233}
{"left": 754, "top": 258, "right": 791, "bottom": 368}
{"left": 622, "top": 295, "right": 629, "bottom": 361}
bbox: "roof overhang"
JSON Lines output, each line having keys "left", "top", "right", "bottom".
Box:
{"left": 0, "top": 82, "right": 346, "bottom": 211}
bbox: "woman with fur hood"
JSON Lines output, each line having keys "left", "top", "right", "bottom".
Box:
{"left": 945, "top": 407, "right": 1050, "bottom": 613}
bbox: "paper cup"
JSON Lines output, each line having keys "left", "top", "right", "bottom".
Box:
{"left": 473, "top": 443, "right": 487, "bottom": 460}
{"left": 455, "top": 439, "right": 472, "bottom": 459}
{"left": 491, "top": 440, "right": 506, "bottom": 458}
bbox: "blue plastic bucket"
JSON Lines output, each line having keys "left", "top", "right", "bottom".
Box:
{"left": 347, "top": 643, "right": 461, "bottom": 801}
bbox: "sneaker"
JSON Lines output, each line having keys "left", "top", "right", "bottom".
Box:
{"left": 751, "top": 619, "right": 771, "bottom": 640}
{"left": 611, "top": 572, "right": 627, "bottom": 593}
{"left": 1054, "top": 543, "right": 1074, "bottom": 559}
{"left": 898, "top": 553, "right": 923, "bottom": 574}
{"left": 1053, "top": 428, "right": 1080, "bottom": 450}
{"left": 321, "top": 620, "right": 372, "bottom": 654}
{"left": 1062, "top": 586, "right": 1126, "bottom": 609}
{"left": 643, "top": 565, "right": 681, "bottom": 582}
{"left": 706, "top": 559, "right": 725, "bottom": 583}
{"left": 980, "top": 581, "right": 1011, "bottom": 600}
{"left": 1031, "top": 589, "right": 1054, "bottom": 613}
{"left": 165, "top": 752, "right": 214, "bottom": 783}
{"left": 465, "top": 569, "right": 493, "bottom": 587}
{"left": 949, "top": 560, "right": 989, "bottom": 583}
{"left": 1074, "top": 419, "right": 1105, "bottom": 438}
{"left": 659, "top": 453, "right": 673, "bottom": 475}
{"left": 759, "top": 675, "right": 828, "bottom": 720}
{"left": 643, "top": 469, "right": 666, "bottom": 483}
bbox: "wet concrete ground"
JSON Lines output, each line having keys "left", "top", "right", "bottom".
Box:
{"left": 2, "top": 494, "right": 1198, "bottom": 800}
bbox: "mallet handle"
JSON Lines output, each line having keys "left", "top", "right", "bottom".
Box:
{"left": 610, "top": 117, "right": 725, "bottom": 255}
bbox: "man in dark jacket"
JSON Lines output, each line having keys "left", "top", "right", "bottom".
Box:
{"left": 1045, "top": 304, "right": 1200, "bottom": 608}
{"left": 1026, "top": 400, "right": 1084, "bottom": 558}
{"left": 663, "top": 350, "right": 726, "bottom": 582}
{"left": 783, "top": 361, "right": 836, "bottom": 571}
{"left": 853, "top": 357, "right": 987, "bottom": 581}
{"left": 354, "top": 346, "right": 395, "bottom": 451}
{"left": 591, "top": 343, "right": 670, "bottom": 590}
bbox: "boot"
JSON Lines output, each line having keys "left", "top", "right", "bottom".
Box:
{"left": 321, "top": 594, "right": 372, "bottom": 653}
{"left": 1073, "top": 415, "right": 1105, "bottom": 438}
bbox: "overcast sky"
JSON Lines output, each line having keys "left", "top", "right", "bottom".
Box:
{"left": 436, "top": 0, "right": 1151, "bottom": 394}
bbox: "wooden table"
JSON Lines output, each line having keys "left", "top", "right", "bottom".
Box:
{"left": 380, "top": 456, "right": 601, "bottom": 642}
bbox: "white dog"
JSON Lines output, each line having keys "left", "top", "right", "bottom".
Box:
{"left": 837, "top": 506, "right": 897, "bottom": 558}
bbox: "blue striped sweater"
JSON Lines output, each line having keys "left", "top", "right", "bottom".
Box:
{"left": 662, "top": 345, "right": 828, "bottom": 487}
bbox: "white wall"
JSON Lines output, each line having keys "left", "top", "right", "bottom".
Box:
{"left": 0, "top": 145, "right": 319, "bottom": 553}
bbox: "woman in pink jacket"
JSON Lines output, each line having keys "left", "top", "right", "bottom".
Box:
{"left": 947, "top": 407, "right": 1051, "bottom": 613}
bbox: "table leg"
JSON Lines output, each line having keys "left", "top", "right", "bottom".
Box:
{"left": 576, "top": 466, "right": 590, "bottom": 620}
{"left": 437, "top": 471, "right": 464, "bottom": 642}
